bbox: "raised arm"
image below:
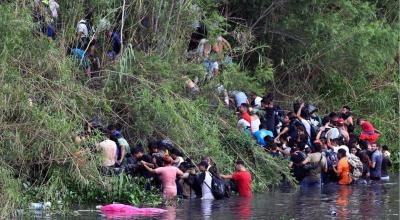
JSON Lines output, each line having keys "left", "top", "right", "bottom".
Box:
{"left": 296, "top": 103, "right": 305, "bottom": 120}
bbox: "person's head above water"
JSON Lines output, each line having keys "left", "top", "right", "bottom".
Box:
{"left": 198, "top": 160, "right": 209, "bottom": 172}
{"left": 337, "top": 148, "right": 347, "bottom": 159}
{"left": 235, "top": 159, "right": 246, "bottom": 171}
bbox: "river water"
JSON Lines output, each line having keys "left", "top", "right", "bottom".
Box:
{"left": 38, "top": 175, "right": 399, "bottom": 220}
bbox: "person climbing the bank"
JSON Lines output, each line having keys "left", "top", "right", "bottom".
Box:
{"left": 340, "top": 105, "right": 354, "bottom": 132}
{"left": 143, "top": 155, "right": 183, "bottom": 200}
{"left": 221, "top": 160, "right": 252, "bottom": 197}
{"left": 249, "top": 92, "right": 263, "bottom": 110}
{"left": 230, "top": 91, "right": 249, "bottom": 110}
{"left": 357, "top": 118, "right": 381, "bottom": 143}
{"left": 295, "top": 103, "right": 312, "bottom": 140}
{"left": 332, "top": 148, "right": 352, "bottom": 185}
{"left": 238, "top": 103, "right": 252, "bottom": 125}
{"left": 87, "top": 43, "right": 101, "bottom": 77}
{"left": 254, "top": 124, "right": 274, "bottom": 146}
{"left": 250, "top": 109, "right": 261, "bottom": 133}
{"left": 76, "top": 19, "right": 90, "bottom": 49}
{"left": 67, "top": 45, "right": 91, "bottom": 76}
{"left": 259, "top": 94, "right": 277, "bottom": 135}
{"left": 96, "top": 138, "right": 118, "bottom": 175}
{"left": 105, "top": 29, "right": 122, "bottom": 59}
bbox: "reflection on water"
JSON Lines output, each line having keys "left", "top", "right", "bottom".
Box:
{"left": 48, "top": 176, "right": 399, "bottom": 220}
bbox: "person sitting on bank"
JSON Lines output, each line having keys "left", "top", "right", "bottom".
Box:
{"left": 143, "top": 155, "right": 183, "bottom": 200}
{"left": 332, "top": 148, "right": 352, "bottom": 185}
{"left": 221, "top": 160, "right": 252, "bottom": 197}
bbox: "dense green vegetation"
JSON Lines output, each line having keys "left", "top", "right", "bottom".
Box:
{"left": 0, "top": 0, "right": 398, "bottom": 218}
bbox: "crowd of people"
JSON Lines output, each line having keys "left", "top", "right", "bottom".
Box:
{"left": 32, "top": 0, "right": 392, "bottom": 202}
{"left": 74, "top": 120, "right": 252, "bottom": 201}
{"left": 33, "top": 0, "right": 121, "bottom": 78}
{"left": 230, "top": 92, "right": 392, "bottom": 187}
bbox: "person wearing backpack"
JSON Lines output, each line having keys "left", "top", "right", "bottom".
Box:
{"left": 300, "top": 143, "right": 327, "bottom": 188}
{"left": 221, "top": 160, "right": 252, "bottom": 197}
{"left": 197, "top": 160, "right": 215, "bottom": 200}
{"left": 347, "top": 151, "right": 364, "bottom": 184}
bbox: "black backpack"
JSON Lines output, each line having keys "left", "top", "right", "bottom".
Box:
{"left": 210, "top": 176, "right": 226, "bottom": 200}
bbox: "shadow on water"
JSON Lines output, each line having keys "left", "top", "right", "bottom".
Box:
{"left": 31, "top": 175, "right": 399, "bottom": 220}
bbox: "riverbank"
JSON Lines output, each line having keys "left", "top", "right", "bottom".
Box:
{"left": 0, "top": 1, "right": 398, "bottom": 218}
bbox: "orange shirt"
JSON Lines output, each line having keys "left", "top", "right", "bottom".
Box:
{"left": 337, "top": 157, "right": 352, "bottom": 185}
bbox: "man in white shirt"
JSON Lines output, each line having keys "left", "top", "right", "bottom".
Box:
{"left": 76, "top": 20, "right": 89, "bottom": 39}
{"left": 198, "top": 161, "right": 214, "bottom": 200}
{"left": 96, "top": 139, "right": 117, "bottom": 167}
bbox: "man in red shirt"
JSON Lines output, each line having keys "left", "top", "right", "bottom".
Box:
{"left": 221, "top": 160, "right": 252, "bottom": 197}
{"left": 239, "top": 103, "right": 251, "bottom": 124}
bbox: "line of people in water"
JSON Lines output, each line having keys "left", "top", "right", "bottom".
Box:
{"left": 74, "top": 121, "right": 252, "bottom": 201}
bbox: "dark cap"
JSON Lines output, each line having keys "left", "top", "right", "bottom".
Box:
{"left": 198, "top": 160, "right": 209, "bottom": 167}
{"left": 235, "top": 159, "right": 245, "bottom": 166}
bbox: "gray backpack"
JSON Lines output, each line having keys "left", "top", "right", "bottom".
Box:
{"left": 347, "top": 155, "right": 363, "bottom": 180}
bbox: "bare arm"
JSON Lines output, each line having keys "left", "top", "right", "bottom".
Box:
{"left": 276, "top": 127, "right": 289, "bottom": 139}
{"left": 332, "top": 165, "right": 340, "bottom": 176}
{"left": 118, "top": 146, "right": 125, "bottom": 164}
{"left": 316, "top": 128, "right": 324, "bottom": 141}
{"left": 143, "top": 163, "right": 156, "bottom": 173}
{"left": 296, "top": 103, "right": 305, "bottom": 120}
{"left": 370, "top": 161, "right": 376, "bottom": 169}
{"left": 177, "top": 169, "right": 184, "bottom": 176}
{"left": 141, "top": 161, "right": 155, "bottom": 168}
{"left": 221, "top": 174, "right": 233, "bottom": 179}
{"left": 222, "top": 38, "right": 232, "bottom": 52}
{"left": 327, "top": 137, "right": 334, "bottom": 149}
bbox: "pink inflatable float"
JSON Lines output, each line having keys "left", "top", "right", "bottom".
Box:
{"left": 100, "top": 204, "right": 167, "bottom": 218}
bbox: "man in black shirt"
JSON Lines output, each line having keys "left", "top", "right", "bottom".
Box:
{"left": 126, "top": 146, "right": 154, "bottom": 179}
{"left": 259, "top": 94, "right": 277, "bottom": 135}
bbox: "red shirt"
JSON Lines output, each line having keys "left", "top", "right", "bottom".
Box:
{"left": 361, "top": 121, "right": 374, "bottom": 132}
{"left": 241, "top": 112, "right": 251, "bottom": 124}
{"left": 232, "top": 171, "right": 252, "bottom": 197}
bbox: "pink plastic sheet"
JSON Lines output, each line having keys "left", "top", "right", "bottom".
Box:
{"left": 100, "top": 204, "right": 167, "bottom": 218}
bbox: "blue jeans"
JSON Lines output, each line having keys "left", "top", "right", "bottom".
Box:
{"left": 301, "top": 176, "right": 321, "bottom": 188}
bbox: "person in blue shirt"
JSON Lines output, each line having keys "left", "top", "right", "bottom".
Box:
{"left": 68, "top": 46, "right": 90, "bottom": 75}
{"left": 253, "top": 124, "right": 274, "bottom": 146}
{"left": 369, "top": 143, "right": 383, "bottom": 180}
{"left": 106, "top": 30, "right": 122, "bottom": 59}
